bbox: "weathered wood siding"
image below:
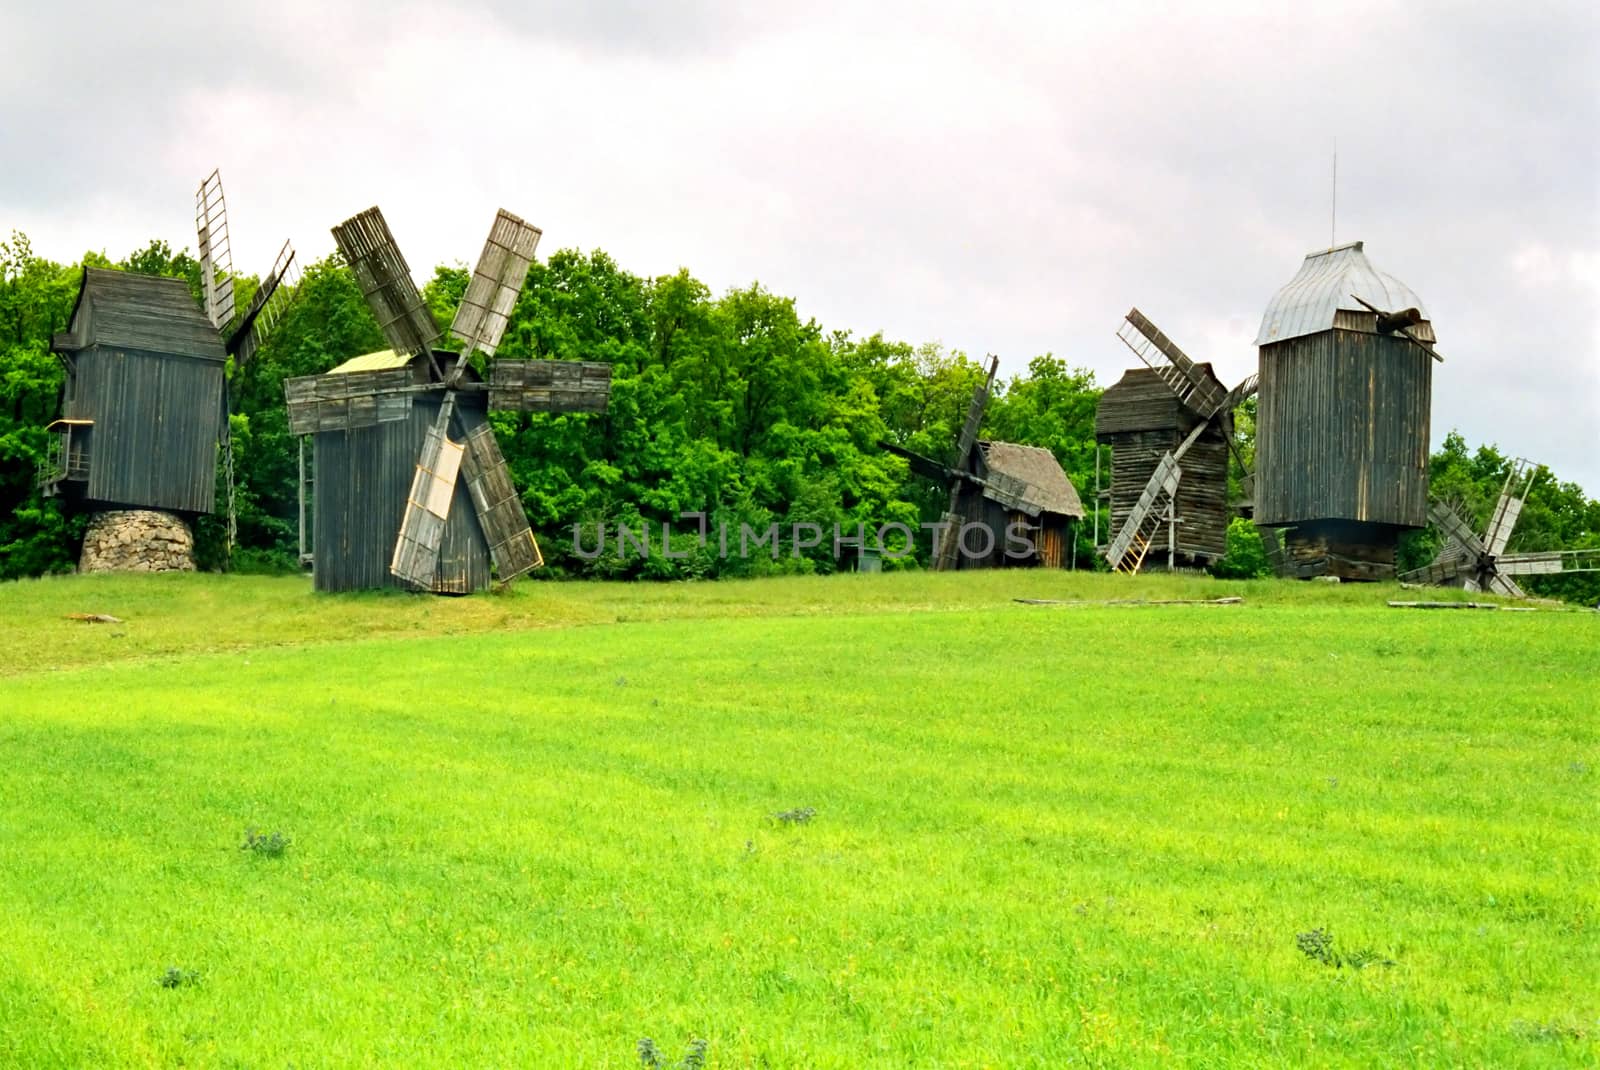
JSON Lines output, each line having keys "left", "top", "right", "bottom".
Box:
{"left": 69, "top": 347, "right": 223, "bottom": 514}
{"left": 1255, "top": 330, "right": 1431, "bottom": 528}
{"left": 1100, "top": 425, "right": 1229, "bottom": 561}
{"left": 312, "top": 394, "right": 492, "bottom": 593}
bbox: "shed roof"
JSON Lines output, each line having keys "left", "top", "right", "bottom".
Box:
{"left": 327, "top": 349, "right": 416, "bottom": 375}
{"left": 978, "top": 441, "right": 1086, "bottom": 519}
{"left": 54, "top": 267, "right": 225, "bottom": 361}
{"left": 1255, "top": 241, "right": 1428, "bottom": 346}
{"left": 1096, "top": 363, "right": 1225, "bottom": 435}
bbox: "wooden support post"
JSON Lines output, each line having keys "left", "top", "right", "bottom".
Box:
{"left": 297, "top": 437, "right": 307, "bottom": 565}
{"left": 1093, "top": 445, "right": 1101, "bottom": 551}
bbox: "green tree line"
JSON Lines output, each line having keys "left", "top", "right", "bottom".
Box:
{"left": 2, "top": 231, "right": 1595, "bottom": 602}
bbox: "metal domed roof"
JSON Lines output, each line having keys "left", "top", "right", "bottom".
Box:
{"left": 1255, "top": 241, "right": 1428, "bottom": 346}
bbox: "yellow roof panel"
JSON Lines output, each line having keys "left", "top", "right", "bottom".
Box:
{"left": 326, "top": 349, "right": 415, "bottom": 375}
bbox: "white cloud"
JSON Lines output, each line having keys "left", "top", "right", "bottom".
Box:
{"left": 3, "top": 1, "right": 1597, "bottom": 490}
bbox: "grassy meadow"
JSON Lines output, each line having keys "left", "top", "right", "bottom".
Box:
{"left": 0, "top": 570, "right": 1595, "bottom": 1067}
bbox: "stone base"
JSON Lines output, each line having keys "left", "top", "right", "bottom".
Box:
{"left": 80, "top": 510, "right": 196, "bottom": 573}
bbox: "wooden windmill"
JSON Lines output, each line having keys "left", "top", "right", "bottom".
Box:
{"left": 38, "top": 171, "right": 297, "bottom": 572}
{"left": 1253, "top": 241, "right": 1442, "bottom": 580}
{"left": 1400, "top": 459, "right": 1600, "bottom": 596}
{"left": 878, "top": 355, "right": 1084, "bottom": 569}
{"left": 1099, "top": 310, "right": 1258, "bottom": 573}
{"left": 195, "top": 169, "right": 301, "bottom": 549}
{"left": 284, "top": 205, "right": 611, "bottom": 594}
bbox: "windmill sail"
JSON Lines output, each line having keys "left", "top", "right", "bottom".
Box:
{"left": 196, "top": 170, "right": 236, "bottom": 331}
{"left": 876, "top": 441, "right": 949, "bottom": 483}
{"left": 488, "top": 359, "right": 612, "bottom": 413}
{"left": 952, "top": 355, "right": 999, "bottom": 468}
{"left": 332, "top": 207, "right": 441, "bottom": 362}
{"left": 1118, "top": 309, "right": 1228, "bottom": 416}
{"left": 1482, "top": 461, "right": 1534, "bottom": 557}
{"left": 391, "top": 399, "right": 464, "bottom": 589}
{"left": 226, "top": 240, "right": 301, "bottom": 368}
{"left": 459, "top": 423, "right": 543, "bottom": 581}
{"left": 447, "top": 210, "right": 542, "bottom": 382}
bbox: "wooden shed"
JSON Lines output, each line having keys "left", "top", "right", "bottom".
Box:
{"left": 1094, "top": 364, "right": 1230, "bottom": 564}
{"left": 301, "top": 350, "right": 494, "bottom": 593}
{"left": 1254, "top": 241, "right": 1436, "bottom": 579}
{"left": 41, "top": 268, "right": 226, "bottom": 514}
{"left": 946, "top": 441, "right": 1086, "bottom": 568}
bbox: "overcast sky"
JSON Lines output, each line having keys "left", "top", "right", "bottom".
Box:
{"left": 3, "top": 2, "right": 1596, "bottom": 492}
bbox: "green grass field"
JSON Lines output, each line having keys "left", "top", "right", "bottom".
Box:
{"left": 0, "top": 571, "right": 1595, "bottom": 1068}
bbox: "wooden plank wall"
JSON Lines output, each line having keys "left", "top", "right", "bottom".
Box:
{"left": 75, "top": 348, "right": 222, "bottom": 514}
{"left": 1256, "top": 330, "right": 1431, "bottom": 528}
{"left": 1103, "top": 426, "right": 1229, "bottom": 562}
{"left": 312, "top": 395, "right": 492, "bottom": 593}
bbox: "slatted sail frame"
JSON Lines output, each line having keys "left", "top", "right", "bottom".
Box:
{"left": 1483, "top": 460, "right": 1534, "bottom": 558}
{"left": 391, "top": 400, "right": 465, "bottom": 589}
{"left": 460, "top": 423, "right": 543, "bottom": 581}
{"left": 489, "top": 360, "right": 612, "bottom": 413}
{"left": 928, "top": 355, "right": 1001, "bottom": 572}
{"left": 284, "top": 368, "right": 417, "bottom": 435}
{"left": 332, "top": 208, "right": 441, "bottom": 363}
{"left": 196, "top": 170, "right": 236, "bottom": 331}
{"left": 1119, "top": 309, "right": 1228, "bottom": 417}
{"left": 447, "top": 211, "right": 542, "bottom": 383}
{"left": 227, "top": 240, "right": 301, "bottom": 368}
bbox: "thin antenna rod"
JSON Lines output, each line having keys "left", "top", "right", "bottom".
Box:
{"left": 1330, "top": 138, "right": 1338, "bottom": 249}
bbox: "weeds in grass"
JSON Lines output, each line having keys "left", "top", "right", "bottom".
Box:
{"left": 241, "top": 828, "right": 291, "bottom": 858}
{"left": 158, "top": 967, "right": 200, "bottom": 989}
{"left": 1511, "top": 1019, "right": 1589, "bottom": 1043}
{"left": 771, "top": 807, "right": 816, "bottom": 825}
{"left": 1296, "top": 927, "right": 1394, "bottom": 969}
{"left": 637, "top": 1036, "right": 707, "bottom": 1068}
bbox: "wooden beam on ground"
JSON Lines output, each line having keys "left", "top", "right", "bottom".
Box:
{"left": 1014, "top": 596, "right": 1243, "bottom": 607}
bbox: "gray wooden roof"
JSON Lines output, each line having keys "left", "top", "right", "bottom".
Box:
{"left": 1096, "top": 364, "right": 1224, "bottom": 435}
{"left": 978, "top": 440, "right": 1086, "bottom": 519}
{"left": 53, "top": 267, "right": 224, "bottom": 361}
{"left": 1255, "top": 241, "right": 1428, "bottom": 346}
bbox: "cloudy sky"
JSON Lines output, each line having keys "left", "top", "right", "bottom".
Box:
{"left": 4, "top": 2, "right": 1596, "bottom": 491}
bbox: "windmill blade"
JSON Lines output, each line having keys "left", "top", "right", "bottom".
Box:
{"left": 1496, "top": 552, "right": 1565, "bottom": 576}
{"left": 932, "top": 505, "right": 965, "bottom": 571}
{"left": 226, "top": 240, "right": 301, "bottom": 368}
{"left": 1118, "top": 309, "right": 1228, "bottom": 416}
{"left": 1258, "top": 525, "right": 1287, "bottom": 576}
{"left": 459, "top": 422, "right": 543, "bottom": 582}
{"left": 877, "top": 440, "right": 950, "bottom": 484}
{"left": 332, "top": 207, "right": 442, "bottom": 368}
{"left": 1398, "top": 557, "right": 1467, "bottom": 586}
{"left": 1104, "top": 451, "right": 1182, "bottom": 570}
{"left": 1428, "top": 500, "right": 1488, "bottom": 559}
{"left": 1349, "top": 294, "right": 1444, "bottom": 363}
{"left": 952, "top": 354, "right": 999, "bottom": 471}
{"left": 1485, "top": 572, "right": 1527, "bottom": 599}
{"left": 1218, "top": 371, "right": 1259, "bottom": 412}
{"left": 488, "top": 359, "right": 612, "bottom": 413}
{"left": 196, "top": 170, "right": 236, "bottom": 331}
{"left": 283, "top": 368, "right": 419, "bottom": 435}
{"left": 447, "top": 210, "right": 543, "bottom": 384}
{"left": 391, "top": 397, "right": 465, "bottom": 589}
{"left": 1482, "top": 460, "right": 1534, "bottom": 557}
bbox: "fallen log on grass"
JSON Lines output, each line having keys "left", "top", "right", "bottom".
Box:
{"left": 1014, "top": 596, "right": 1244, "bottom": 607}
